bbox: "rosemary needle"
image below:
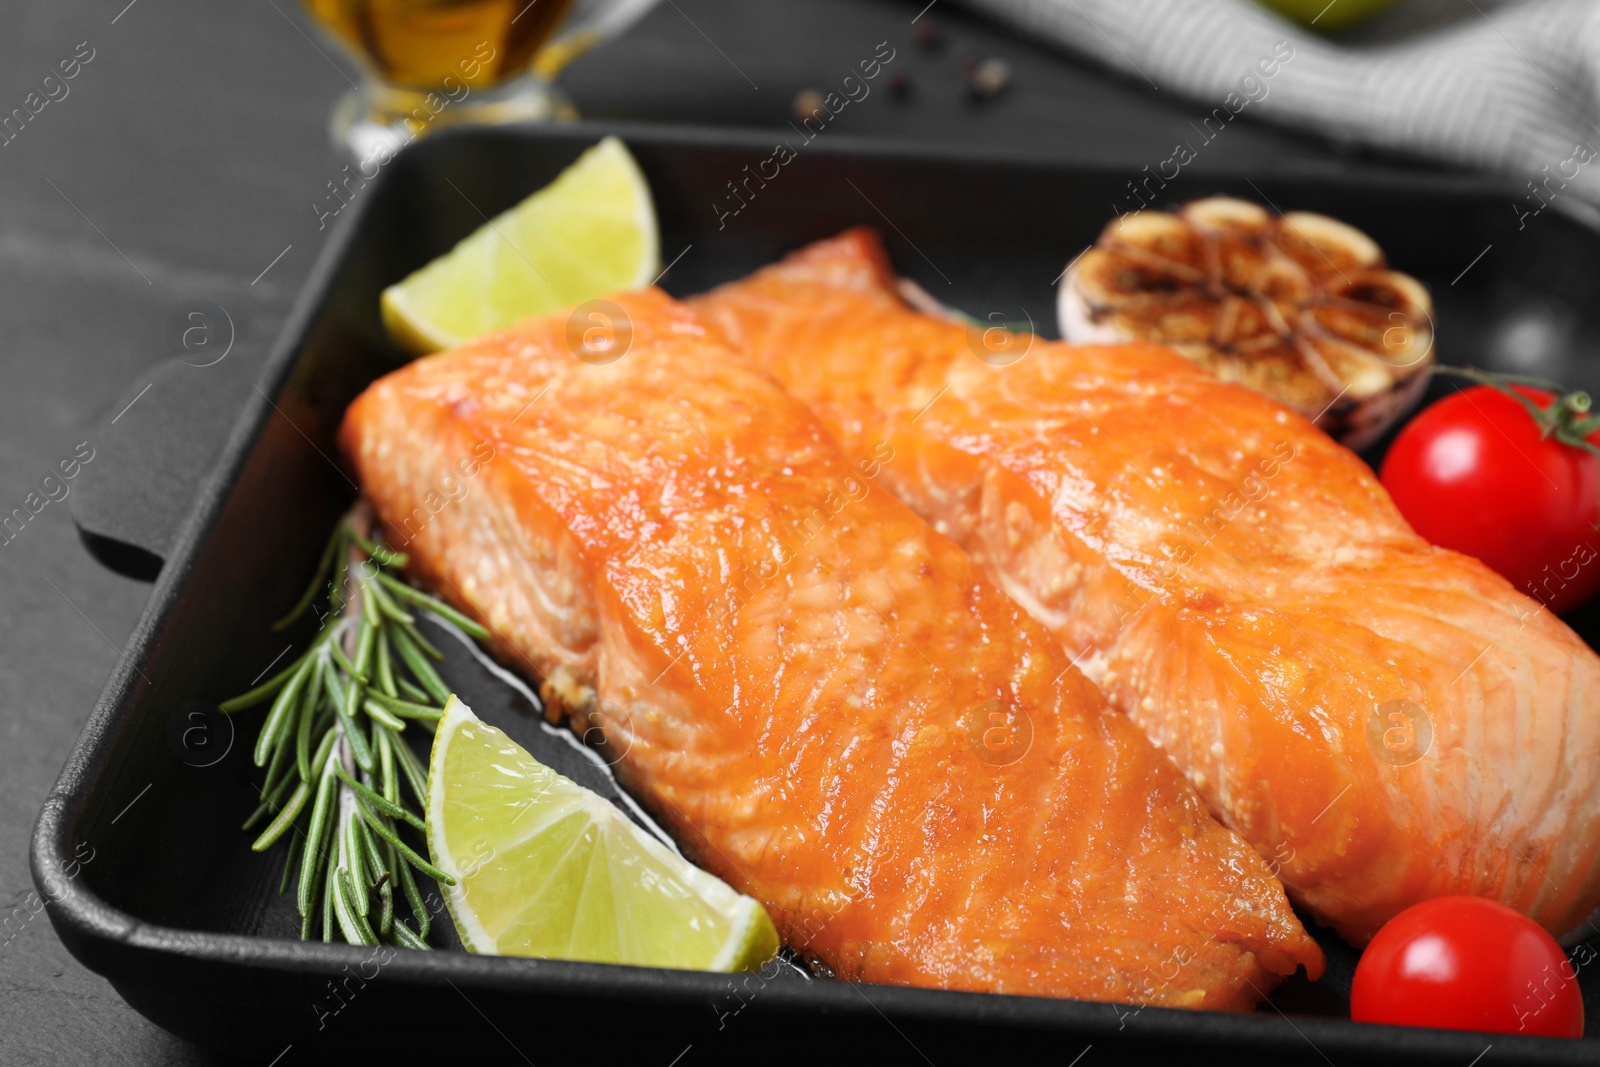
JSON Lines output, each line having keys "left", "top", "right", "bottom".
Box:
{"left": 377, "top": 572, "right": 491, "bottom": 640}
{"left": 226, "top": 504, "right": 465, "bottom": 949}
{"left": 391, "top": 729, "right": 430, "bottom": 810}
{"left": 271, "top": 524, "right": 344, "bottom": 632}
{"left": 367, "top": 577, "right": 414, "bottom": 626}
{"left": 327, "top": 634, "right": 363, "bottom": 681}
{"left": 353, "top": 615, "right": 378, "bottom": 678}
{"left": 375, "top": 633, "right": 399, "bottom": 698}
{"left": 348, "top": 524, "right": 408, "bottom": 569}
{"left": 389, "top": 625, "right": 450, "bottom": 704}
{"left": 218, "top": 650, "right": 305, "bottom": 714}
{"left": 376, "top": 726, "right": 399, "bottom": 806}
{"left": 389, "top": 918, "right": 427, "bottom": 950}
{"left": 333, "top": 763, "right": 426, "bottom": 832}
{"left": 279, "top": 832, "right": 302, "bottom": 897}
{"left": 376, "top": 845, "right": 396, "bottom": 938}
{"left": 254, "top": 657, "right": 311, "bottom": 767}
{"left": 398, "top": 617, "right": 445, "bottom": 661}
{"left": 366, "top": 690, "right": 442, "bottom": 720}
{"left": 299, "top": 759, "right": 339, "bottom": 916}
{"left": 356, "top": 800, "right": 454, "bottom": 885}
{"left": 252, "top": 780, "right": 311, "bottom": 852}
{"left": 363, "top": 699, "right": 407, "bottom": 732}
{"left": 294, "top": 658, "right": 321, "bottom": 782}
{"left": 395, "top": 851, "right": 430, "bottom": 940}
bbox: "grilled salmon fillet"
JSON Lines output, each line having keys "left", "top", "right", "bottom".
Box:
{"left": 690, "top": 230, "right": 1600, "bottom": 945}
{"left": 341, "top": 287, "right": 1322, "bottom": 1007}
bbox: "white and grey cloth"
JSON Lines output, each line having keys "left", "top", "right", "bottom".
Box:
{"left": 961, "top": 0, "right": 1600, "bottom": 220}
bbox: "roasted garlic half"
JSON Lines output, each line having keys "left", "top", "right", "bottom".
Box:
{"left": 1060, "top": 197, "right": 1434, "bottom": 448}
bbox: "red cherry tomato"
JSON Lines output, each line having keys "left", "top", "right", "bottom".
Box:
{"left": 1380, "top": 383, "right": 1600, "bottom": 614}
{"left": 1351, "top": 897, "right": 1583, "bottom": 1038}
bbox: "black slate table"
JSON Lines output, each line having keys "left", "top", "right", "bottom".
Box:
{"left": 0, "top": 1, "right": 1436, "bottom": 1062}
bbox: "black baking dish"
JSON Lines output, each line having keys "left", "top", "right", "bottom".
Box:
{"left": 32, "top": 120, "right": 1600, "bottom": 1065}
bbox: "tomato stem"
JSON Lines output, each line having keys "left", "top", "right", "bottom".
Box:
{"left": 1436, "top": 366, "right": 1600, "bottom": 457}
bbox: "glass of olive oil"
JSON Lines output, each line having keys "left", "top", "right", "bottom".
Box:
{"left": 302, "top": 0, "right": 659, "bottom": 161}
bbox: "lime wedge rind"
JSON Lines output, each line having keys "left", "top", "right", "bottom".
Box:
{"left": 382, "top": 135, "right": 659, "bottom": 355}
{"left": 424, "top": 698, "right": 495, "bottom": 953}
{"left": 425, "top": 696, "right": 778, "bottom": 972}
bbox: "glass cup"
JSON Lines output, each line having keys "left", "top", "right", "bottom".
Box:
{"left": 302, "top": 0, "right": 660, "bottom": 162}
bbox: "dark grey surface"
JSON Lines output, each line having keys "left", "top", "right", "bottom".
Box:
{"left": 0, "top": 0, "right": 1438, "bottom": 1063}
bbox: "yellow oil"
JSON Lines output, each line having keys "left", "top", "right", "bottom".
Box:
{"left": 303, "top": 0, "right": 578, "bottom": 90}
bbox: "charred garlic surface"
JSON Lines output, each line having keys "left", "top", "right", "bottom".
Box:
{"left": 1060, "top": 197, "right": 1434, "bottom": 448}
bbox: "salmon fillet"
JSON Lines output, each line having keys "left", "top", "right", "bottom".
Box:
{"left": 690, "top": 230, "right": 1600, "bottom": 945}
{"left": 340, "top": 288, "right": 1322, "bottom": 1008}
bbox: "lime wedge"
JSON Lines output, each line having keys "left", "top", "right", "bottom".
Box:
{"left": 382, "top": 136, "right": 659, "bottom": 354}
{"left": 425, "top": 697, "right": 779, "bottom": 971}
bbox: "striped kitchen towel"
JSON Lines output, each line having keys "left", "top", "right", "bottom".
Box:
{"left": 960, "top": 0, "right": 1600, "bottom": 221}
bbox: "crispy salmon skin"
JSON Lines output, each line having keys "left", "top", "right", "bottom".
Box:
{"left": 691, "top": 230, "right": 1600, "bottom": 945}
{"left": 341, "top": 288, "right": 1321, "bottom": 1007}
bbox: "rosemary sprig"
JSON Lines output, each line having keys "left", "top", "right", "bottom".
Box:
{"left": 222, "top": 503, "right": 461, "bottom": 948}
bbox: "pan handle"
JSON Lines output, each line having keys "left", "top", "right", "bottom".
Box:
{"left": 70, "top": 354, "right": 257, "bottom": 580}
